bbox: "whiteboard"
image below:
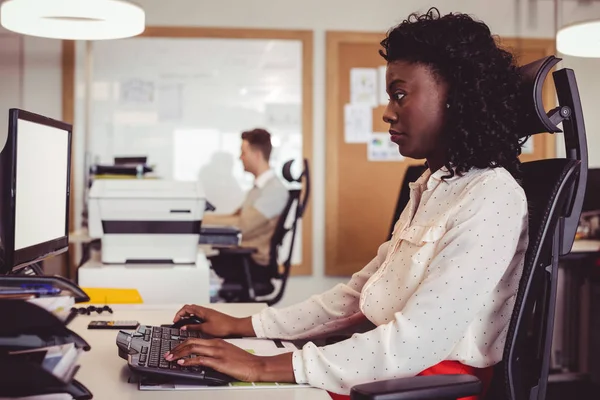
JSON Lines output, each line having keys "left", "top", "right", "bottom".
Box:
{"left": 86, "top": 37, "right": 304, "bottom": 264}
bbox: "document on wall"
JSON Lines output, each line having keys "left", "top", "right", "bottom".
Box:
{"left": 119, "top": 78, "right": 156, "bottom": 105}
{"left": 368, "top": 132, "right": 404, "bottom": 161}
{"left": 350, "top": 68, "right": 378, "bottom": 107}
{"left": 378, "top": 66, "right": 389, "bottom": 106}
{"left": 344, "top": 103, "right": 372, "bottom": 143}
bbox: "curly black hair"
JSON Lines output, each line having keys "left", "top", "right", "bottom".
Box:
{"left": 380, "top": 7, "right": 527, "bottom": 179}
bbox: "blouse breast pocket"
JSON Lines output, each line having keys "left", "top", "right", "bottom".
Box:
{"left": 397, "top": 224, "right": 447, "bottom": 265}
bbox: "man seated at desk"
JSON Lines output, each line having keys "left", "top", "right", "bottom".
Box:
{"left": 203, "top": 128, "right": 288, "bottom": 290}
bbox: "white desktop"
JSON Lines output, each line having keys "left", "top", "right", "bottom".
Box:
{"left": 78, "top": 179, "right": 211, "bottom": 304}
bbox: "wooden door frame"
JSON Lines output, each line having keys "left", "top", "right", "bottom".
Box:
{"left": 325, "top": 32, "right": 556, "bottom": 276}
{"left": 62, "top": 27, "right": 314, "bottom": 275}
{"left": 325, "top": 31, "right": 386, "bottom": 276}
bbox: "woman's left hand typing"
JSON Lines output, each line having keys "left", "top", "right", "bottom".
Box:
{"left": 164, "top": 338, "right": 295, "bottom": 383}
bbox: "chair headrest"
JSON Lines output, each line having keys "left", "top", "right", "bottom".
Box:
{"left": 518, "top": 55, "right": 563, "bottom": 137}
{"left": 282, "top": 159, "right": 306, "bottom": 183}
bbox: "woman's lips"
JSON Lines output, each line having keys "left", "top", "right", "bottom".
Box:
{"left": 390, "top": 132, "right": 407, "bottom": 144}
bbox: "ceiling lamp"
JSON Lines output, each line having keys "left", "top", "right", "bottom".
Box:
{"left": 557, "top": 19, "right": 600, "bottom": 58}
{"left": 0, "top": 0, "right": 145, "bottom": 40}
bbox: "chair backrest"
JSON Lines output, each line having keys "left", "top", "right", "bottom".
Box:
{"left": 388, "top": 165, "right": 427, "bottom": 241}
{"left": 264, "top": 158, "right": 310, "bottom": 305}
{"left": 487, "top": 56, "right": 588, "bottom": 400}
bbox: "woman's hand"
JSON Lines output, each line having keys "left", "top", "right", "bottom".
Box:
{"left": 164, "top": 338, "right": 295, "bottom": 383}
{"left": 173, "top": 304, "right": 256, "bottom": 338}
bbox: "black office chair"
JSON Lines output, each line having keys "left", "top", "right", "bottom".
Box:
{"left": 350, "top": 56, "right": 588, "bottom": 400}
{"left": 388, "top": 164, "right": 428, "bottom": 241}
{"left": 215, "top": 158, "right": 310, "bottom": 306}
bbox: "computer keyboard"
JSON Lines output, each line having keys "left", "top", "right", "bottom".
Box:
{"left": 116, "top": 325, "right": 235, "bottom": 385}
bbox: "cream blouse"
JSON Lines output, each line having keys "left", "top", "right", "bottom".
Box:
{"left": 251, "top": 166, "right": 529, "bottom": 394}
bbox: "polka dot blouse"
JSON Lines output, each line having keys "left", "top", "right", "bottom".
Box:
{"left": 251, "top": 167, "right": 529, "bottom": 395}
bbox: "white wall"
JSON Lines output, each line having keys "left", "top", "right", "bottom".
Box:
{"left": 22, "top": 37, "right": 63, "bottom": 119}
{"left": 0, "top": 31, "right": 22, "bottom": 135}
{"left": 4, "top": 0, "right": 600, "bottom": 278}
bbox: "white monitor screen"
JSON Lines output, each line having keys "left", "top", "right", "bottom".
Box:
{"left": 14, "top": 119, "right": 69, "bottom": 250}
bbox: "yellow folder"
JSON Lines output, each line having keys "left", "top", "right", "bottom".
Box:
{"left": 80, "top": 287, "right": 143, "bottom": 304}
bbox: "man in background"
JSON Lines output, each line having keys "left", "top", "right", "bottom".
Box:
{"left": 204, "top": 128, "right": 288, "bottom": 288}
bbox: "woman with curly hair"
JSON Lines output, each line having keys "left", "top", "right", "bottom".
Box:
{"left": 163, "top": 8, "right": 529, "bottom": 400}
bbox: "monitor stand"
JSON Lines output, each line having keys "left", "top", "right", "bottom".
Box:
{"left": 11, "top": 262, "right": 44, "bottom": 276}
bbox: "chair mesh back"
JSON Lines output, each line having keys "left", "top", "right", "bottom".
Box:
{"left": 487, "top": 159, "right": 579, "bottom": 400}
{"left": 267, "top": 189, "right": 301, "bottom": 275}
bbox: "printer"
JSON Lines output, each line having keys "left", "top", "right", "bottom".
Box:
{"left": 81, "top": 179, "right": 211, "bottom": 304}
{"left": 88, "top": 179, "right": 206, "bottom": 264}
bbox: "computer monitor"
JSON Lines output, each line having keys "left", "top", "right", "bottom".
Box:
{"left": 0, "top": 109, "right": 72, "bottom": 274}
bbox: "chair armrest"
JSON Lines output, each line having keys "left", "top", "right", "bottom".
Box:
{"left": 350, "top": 374, "right": 482, "bottom": 400}
{"left": 213, "top": 246, "right": 257, "bottom": 255}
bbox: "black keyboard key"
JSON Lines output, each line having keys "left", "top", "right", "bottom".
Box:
{"left": 140, "top": 354, "right": 147, "bottom": 363}
{"left": 144, "top": 334, "right": 150, "bottom": 342}
{"left": 170, "top": 363, "right": 180, "bottom": 370}
{"left": 159, "top": 360, "right": 170, "bottom": 369}
{"left": 141, "top": 346, "right": 148, "bottom": 354}
{"left": 148, "top": 359, "right": 159, "bottom": 368}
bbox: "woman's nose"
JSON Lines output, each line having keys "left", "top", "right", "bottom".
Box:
{"left": 383, "top": 104, "right": 397, "bottom": 124}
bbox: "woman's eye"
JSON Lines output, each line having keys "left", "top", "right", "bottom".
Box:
{"left": 393, "top": 93, "right": 406, "bottom": 101}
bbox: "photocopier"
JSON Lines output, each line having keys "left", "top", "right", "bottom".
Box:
{"left": 78, "top": 179, "right": 211, "bottom": 304}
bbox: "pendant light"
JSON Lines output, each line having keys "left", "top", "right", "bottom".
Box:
{"left": 557, "top": 19, "right": 600, "bottom": 58}
{"left": 0, "top": 0, "right": 145, "bottom": 40}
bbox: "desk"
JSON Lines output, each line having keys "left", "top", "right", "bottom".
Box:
{"left": 78, "top": 253, "right": 211, "bottom": 304}
{"left": 69, "top": 303, "right": 329, "bottom": 400}
{"left": 571, "top": 239, "right": 600, "bottom": 254}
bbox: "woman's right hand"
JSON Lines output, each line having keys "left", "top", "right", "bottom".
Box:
{"left": 172, "top": 304, "right": 256, "bottom": 338}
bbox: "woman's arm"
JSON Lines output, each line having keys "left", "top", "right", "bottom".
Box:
{"left": 251, "top": 240, "right": 390, "bottom": 340}
{"left": 170, "top": 240, "right": 390, "bottom": 340}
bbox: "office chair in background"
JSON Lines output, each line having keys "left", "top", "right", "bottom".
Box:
{"left": 215, "top": 158, "right": 310, "bottom": 306}
{"left": 350, "top": 56, "right": 588, "bottom": 400}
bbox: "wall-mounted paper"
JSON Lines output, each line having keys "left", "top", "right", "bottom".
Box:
{"left": 344, "top": 104, "right": 372, "bottom": 143}
{"left": 378, "top": 66, "right": 388, "bottom": 106}
{"left": 522, "top": 138, "right": 534, "bottom": 154}
{"left": 368, "top": 132, "right": 404, "bottom": 161}
{"left": 350, "top": 68, "right": 378, "bottom": 107}
{"left": 119, "top": 78, "right": 155, "bottom": 105}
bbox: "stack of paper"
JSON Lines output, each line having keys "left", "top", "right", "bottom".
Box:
{"left": 27, "top": 296, "right": 75, "bottom": 322}
{"left": 8, "top": 343, "right": 81, "bottom": 383}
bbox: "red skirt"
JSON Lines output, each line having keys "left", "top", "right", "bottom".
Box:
{"left": 329, "top": 360, "right": 494, "bottom": 400}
